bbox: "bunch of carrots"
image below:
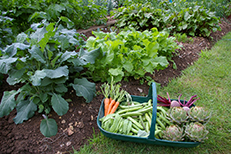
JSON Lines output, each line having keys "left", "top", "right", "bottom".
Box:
{"left": 100, "top": 80, "right": 127, "bottom": 116}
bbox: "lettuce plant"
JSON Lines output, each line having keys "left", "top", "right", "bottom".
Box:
{"left": 0, "top": 19, "right": 100, "bottom": 137}
{"left": 85, "top": 28, "right": 179, "bottom": 83}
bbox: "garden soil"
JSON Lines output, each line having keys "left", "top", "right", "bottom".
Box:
{"left": 0, "top": 18, "right": 231, "bottom": 154}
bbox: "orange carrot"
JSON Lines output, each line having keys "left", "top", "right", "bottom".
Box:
{"left": 104, "top": 98, "right": 110, "bottom": 116}
{"left": 107, "top": 79, "right": 121, "bottom": 115}
{"left": 100, "top": 83, "right": 110, "bottom": 116}
{"left": 107, "top": 99, "right": 116, "bottom": 115}
{"left": 110, "top": 90, "right": 127, "bottom": 114}
{"left": 109, "top": 101, "right": 119, "bottom": 114}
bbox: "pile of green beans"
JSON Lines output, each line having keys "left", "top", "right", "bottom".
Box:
{"left": 100, "top": 99, "right": 172, "bottom": 137}
{"left": 155, "top": 106, "right": 172, "bottom": 138}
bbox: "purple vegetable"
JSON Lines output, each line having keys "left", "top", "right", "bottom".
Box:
{"left": 157, "top": 92, "right": 171, "bottom": 107}
{"left": 157, "top": 93, "right": 200, "bottom": 110}
{"left": 170, "top": 100, "right": 181, "bottom": 107}
{"left": 178, "top": 94, "right": 200, "bottom": 107}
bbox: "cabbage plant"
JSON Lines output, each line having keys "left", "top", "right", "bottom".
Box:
{"left": 0, "top": 19, "right": 100, "bottom": 137}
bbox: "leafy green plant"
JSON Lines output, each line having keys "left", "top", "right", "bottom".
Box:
{"left": 166, "top": 1, "right": 221, "bottom": 37}
{"left": 0, "top": 11, "right": 15, "bottom": 50}
{"left": 1, "top": 0, "right": 44, "bottom": 35}
{"left": 187, "top": 0, "right": 231, "bottom": 17}
{"left": 112, "top": 3, "right": 167, "bottom": 31}
{"left": 85, "top": 28, "right": 179, "bottom": 83}
{"left": 29, "top": 0, "right": 108, "bottom": 30}
{"left": 0, "top": 19, "right": 100, "bottom": 137}
{"left": 174, "top": 33, "right": 194, "bottom": 43}
{"left": 112, "top": 1, "right": 221, "bottom": 37}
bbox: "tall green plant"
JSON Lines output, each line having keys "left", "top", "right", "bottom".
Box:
{"left": 0, "top": 19, "right": 100, "bottom": 137}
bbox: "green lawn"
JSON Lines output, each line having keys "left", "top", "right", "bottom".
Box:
{"left": 74, "top": 32, "right": 231, "bottom": 154}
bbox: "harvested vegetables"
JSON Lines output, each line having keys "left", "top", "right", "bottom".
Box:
{"left": 157, "top": 93, "right": 200, "bottom": 110}
{"left": 100, "top": 78, "right": 127, "bottom": 116}
{"left": 99, "top": 88, "right": 211, "bottom": 142}
{"left": 100, "top": 99, "right": 172, "bottom": 138}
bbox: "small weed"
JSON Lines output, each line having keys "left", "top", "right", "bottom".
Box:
{"left": 174, "top": 33, "right": 194, "bottom": 43}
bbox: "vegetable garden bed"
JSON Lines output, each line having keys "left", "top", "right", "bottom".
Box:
{"left": 0, "top": 14, "right": 231, "bottom": 154}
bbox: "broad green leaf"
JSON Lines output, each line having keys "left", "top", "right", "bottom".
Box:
{"left": 92, "top": 31, "right": 108, "bottom": 39}
{"left": 3, "top": 43, "right": 30, "bottom": 57}
{"left": 39, "top": 92, "right": 48, "bottom": 103}
{"left": 71, "top": 78, "right": 96, "bottom": 103}
{"left": 16, "top": 93, "right": 27, "bottom": 104}
{"left": 39, "top": 77, "right": 54, "bottom": 87}
{"left": 30, "top": 70, "right": 47, "bottom": 86}
{"left": 17, "top": 33, "right": 28, "bottom": 43}
{"left": 39, "top": 30, "right": 55, "bottom": 52}
{"left": 28, "top": 11, "right": 47, "bottom": 22}
{"left": 28, "top": 45, "right": 46, "bottom": 63}
{"left": 46, "top": 23, "right": 55, "bottom": 32}
{"left": 7, "top": 67, "right": 26, "bottom": 84}
{"left": 145, "top": 42, "right": 159, "bottom": 57}
{"left": 184, "top": 11, "right": 191, "bottom": 21}
{"left": 32, "top": 97, "right": 40, "bottom": 105}
{"left": 145, "top": 64, "right": 154, "bottom": 73}
{"left": 78, "top": 48, "right": 100, "bottom": 64}
{"left": 60, "top": 16, "right": 74, "bottom": 29}
{"left": 123, "top": 61, "right": 133, "bottom": 73}
{"left": 109, "top": 40, "right": 123, "bottom": 51}
{"left": 109, "top": 68, "right": 124, "bottom": 76}
{"left": 142, "top": 58, "right": 151, "bottom": 66}
{"left": 54, "top": 84, "right": 68, "bottom": 93}
{"left": 136, "top": 69, "right": 146, "bottom": 76}
{"left": 53, "top": 4, "right": 66, "bottom": 12}
{"left": 0, "top": 57, "right": 18, "bottom": 74}
{"left": 44, "top": 66, "right": 69, "bottom": 79}
{"left": 57, "top": 35, "right": 70, "bottom": 51}
{"left": 31, "top": 66, "right": 69, "bottom": 86}
{"left": 59, "top": 51, "right": 77, "bottom": 65}
{"left": 13, "top": 99, "right": 37, "bottom": 124}
{"left": 69, "top": 58, "right": 84, "bottom": 66}
{"left": 51, "top": 93, "right": 69, "bottom": 116}
{"left": 30, "top": 26, "right": 47, "bottom": 42}
{"left": 40, "top": 76, "right": 68, "bottom": 86}
{"left": 0, "top": 90, "right": 19, "bottom": 117}
{"left": 152, "top": 56, "right": 169, "bottom": 67}
{"left": 86, "top": 37, "right": 97, "bottom": 48}
{"left": 40, "top": 118, "right": 58, "bottom": 137}
{"left": 59, "top": 29, "right": 77, "bottom": 36}
{"left": 105, "top": 49, "right": 115, "bottom": 64}
{"left": 7, "top": 76, "right": 22, "bottom": 85}
{"left": 178, "top": 22, "right": 188, "bottom": 30}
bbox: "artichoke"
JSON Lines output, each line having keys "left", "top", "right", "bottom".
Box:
{"left": 167, "top": 107, "right": 188, "bottom": 125}
{"left": 185, "top": 122, "right": 209, "bottom": 142}
{"left": 188, "top": 106, "right": 212, "bottom": 124}
{"left": 162, "top": 125, "right": 185, "bottom": 141}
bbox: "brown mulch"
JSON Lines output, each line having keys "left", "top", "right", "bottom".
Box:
{"left": 0, "top": 18, "right": 231, "bottom": 154}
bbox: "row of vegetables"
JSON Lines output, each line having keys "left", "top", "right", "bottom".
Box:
{"left": 99, "top": 80, "right": 212, "bottom": 142}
